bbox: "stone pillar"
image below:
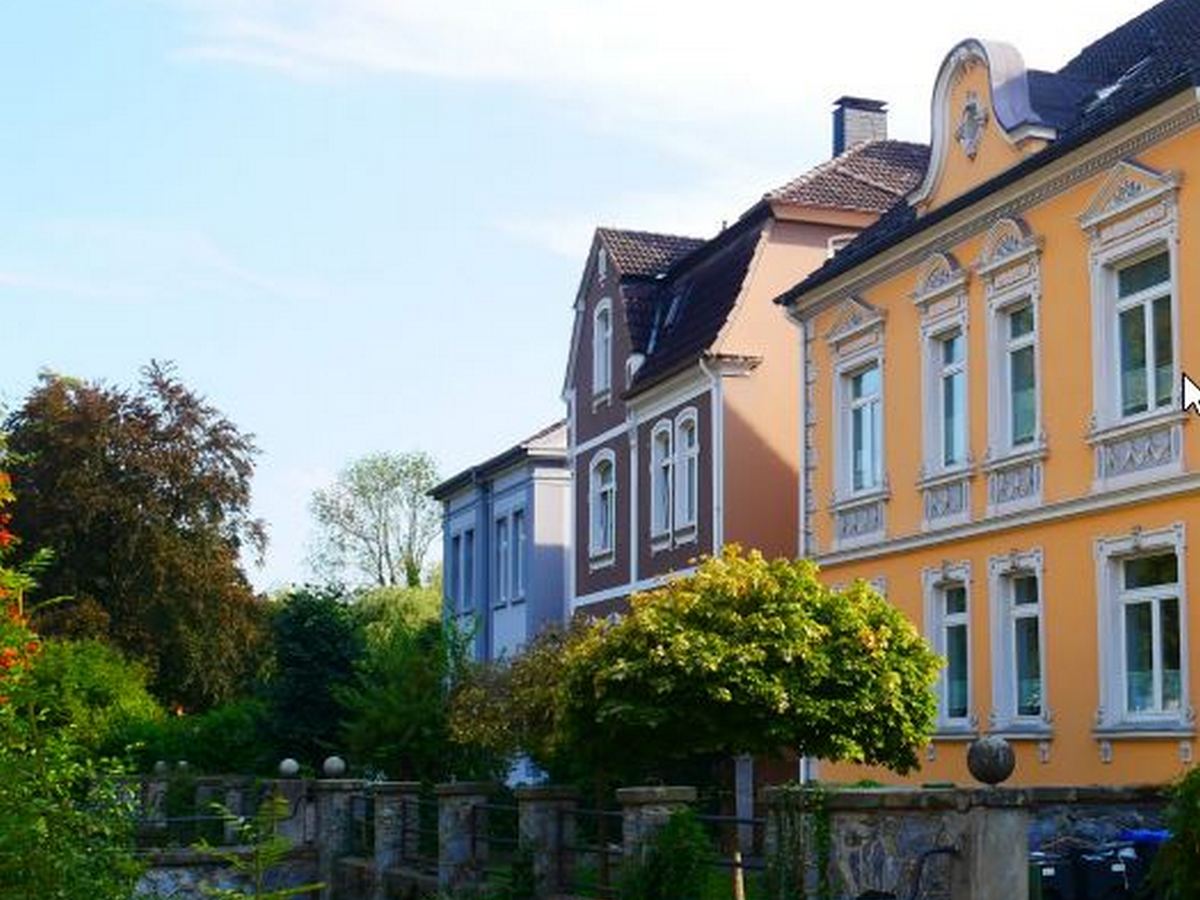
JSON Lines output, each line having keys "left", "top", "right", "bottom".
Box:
{"left": 373, "top": 782, "right": 421, "bottom": 900}
{"left": 315, "top": 779, "right": 361, "bottom": 900}
{"left": 734, "top": 754, "right": 755, "bottom": 853}
{"left": 222, "top": 777, "right": 252, "bottom": 845}
{"left": 436, "top": 782, "right": 495, "bottom": 891}
{"left": 269, "top": 779, "right": 311, "bottom": 846}
{"left": 516, "top": 785, "right": 579, "bottom": 897}
{"left": 616, "top": 786, "right": 697, "bottom": 859}
{"left": 143, "top": 778, "right": 168, "bottom": 830}
{"left": 952, "top": 802, "right": 1030, "bottom": 900}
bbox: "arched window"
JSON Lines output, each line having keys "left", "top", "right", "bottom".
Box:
{"left": 675, "top": 410, "right": 699, "bottom": 531}
{"left": 589, "top": 451, "right": 616, "bottom": 560}
{"left": 593, "top": 299, "right": 613, "bottom": 396}
{"left": 650, "top": 422, "right": 673, "bottom": 538}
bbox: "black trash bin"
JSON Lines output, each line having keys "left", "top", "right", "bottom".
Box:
{"left": 1073, "top": 842, "right": 1138, "bottom": 899}
{"left": 1030, "top": 849, "right": 1081, "bottom": 900}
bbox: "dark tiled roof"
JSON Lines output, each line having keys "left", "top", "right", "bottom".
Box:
{"left": 628, "top": 220, "right": 763, "bottom": 391}
{"left": 596, "top": 227, "right": 705, "bottom": 277}
{"left": 767, "top": 140, "right": 930, "bottom": 212}
{"left": 778, "top": 0, "right": 1200, "bottom": 307}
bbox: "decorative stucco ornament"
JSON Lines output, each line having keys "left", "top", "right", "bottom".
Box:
{"left": 955, "top": 92, "right": 989, "bottom": 160}
{"left": 279, "top": 758, "right": 301, "bottom": 778}
{"left": 967, "top": 735, "right": 1015, "bottom": 785}
{"left": 322, "top": 755, "right": 347, "bottom": 778}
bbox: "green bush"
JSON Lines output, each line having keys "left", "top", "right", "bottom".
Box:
{"left": 120, "top": 697, "right": 273, "bottom": 774}
{"left": 619, "top": 809, "right": 711, "bottom": 900}
{"left": 1149, "top": 766, "right": 1200, "bottom": 898}
{"left": 27, "top": 638, "right": 163, "bottom": 753}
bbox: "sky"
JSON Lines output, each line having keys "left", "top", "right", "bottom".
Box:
{"left": 1, "top": 0, "right": 1157, "bottom": 590}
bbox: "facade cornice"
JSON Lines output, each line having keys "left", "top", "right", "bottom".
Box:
{"left": 814, "top": 472, "right": 1200, "bottom": 568}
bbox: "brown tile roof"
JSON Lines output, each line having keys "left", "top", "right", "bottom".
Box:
{"left": 596, "top": 227, "right": 706, "bottom": 277}
{"left": 767, "top": 140, "right": 930, "bottom": 212}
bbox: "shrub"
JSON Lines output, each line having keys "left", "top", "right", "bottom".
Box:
{"left": 1149, "top": 766, "right": 1200, "bottom": 898}
{"left": 619, "top": 809, "right": 711, "bottom": 900}
{"left": 120, "top": 697, "right": 272, "bottom": 774}
{"left": 27, "top": 638, "right": 162, "bottom": 753}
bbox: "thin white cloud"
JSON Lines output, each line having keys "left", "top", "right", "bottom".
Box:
{"left": 0, "top": 218, "right": 332, "bottom": 306}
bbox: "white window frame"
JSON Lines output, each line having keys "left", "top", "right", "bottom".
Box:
{"left": 988, "top": 548, "right": 1050, "bottom": 736}
{"left": 592, "top": 299, "right": 613, "bottom": 403}
{"left": 836, "top": 358, "right": 884, "bottom": 498}
{"left": 1095, "top": 523, "right": 1192, "bottom": 734}
{"left": 494, "top": 516, "right": 510, "bottom": 606}
{"left": 649, "top": 420, "right": 673, "bottom": 547}
{"left": 588, "top": 449, "right": 617, "bottom": 567}
{"left": 674, "top": 408, "right": 699, "bottom": 541}
{"left": 462, "top": 528, "right": 474, "bottom": 613}
{"left": 512, "top": 508, "right": 526, "bottom": 602}
{"left": 1083, "top": 166, "right": 1183, "bottom": 492}
{"left": 923, "top": 561, "right": 976, "bottom": 735}
{"left": 920, "top": 313, "right": 970, "bottom": 479}
{"left": 1111, "top": 249, "right": 1174, "bottom": 421}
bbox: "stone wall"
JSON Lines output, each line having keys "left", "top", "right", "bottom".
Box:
{"left": 762, "top": 785, "right": 1169, "bottom": 900}
{"left": 135, "top": 848, "right": 319, "bottom": 899}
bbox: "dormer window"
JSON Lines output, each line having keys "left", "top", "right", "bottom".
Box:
{"left": 593, "top": 299, "right": 613, "bottom": 401}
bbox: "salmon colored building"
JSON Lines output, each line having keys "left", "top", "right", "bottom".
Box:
{"left": 777, "top": 0, "right": 1200, "bottom": 787}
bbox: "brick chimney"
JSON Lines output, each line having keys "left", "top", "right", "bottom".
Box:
{"left": 833, "top": 96, "right": 887, "bottom": 156}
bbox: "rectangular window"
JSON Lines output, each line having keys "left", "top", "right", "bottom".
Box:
{"left": 1121, "top": 552, "right": 1181, "bottom": 715}
{"left": 675, "top": 416, "right": 699, "bottom": 530}
{"left": 462, "top": 529, "right": 474, "bottom": 610}
{"left": 943, "top": 584, "right": 969, "bottom": 720}
{"left": 512, "top": 510, "right": 525, "bottom": 598}
{"left": 449, "top": 534, "right": 461, "bottom": 609}
{"left": 939, "top": 332, "right": 966, "bottom": 466}
{"left": 848, "top": 364, "right": 881, "bottom": 492}
{"left": 1007, "top": 305, "right": 1036, "bottom": 445}
{"left": 1012, "top": 575, "right": 1041, "bottom": 717}
{"left": 495, "top": 518, "right": 510, "bottom": 603}
{"left": 1116, "top": 252, "right": 1172, "bottom": 418}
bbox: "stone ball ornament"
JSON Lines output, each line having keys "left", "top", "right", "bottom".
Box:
{"left": 322, "top": 755, "right": 347, "bottom": 778}
{"left": 967, "top": 735, "right": 1016, "bottom": 785}
{"left": 279, "top": 758, "right": 301, "bottom": 778}
{"left": 152, "top": 760, "right": 169, "bottom": 776}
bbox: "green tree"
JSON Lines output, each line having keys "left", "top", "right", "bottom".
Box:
{"left": 0, "top": 471, "right": 141, "bottom": 900}
{"left": 4, "top": 364, "right": 268, "bottom": 709}
{"left": 265, "top": 587, "right": 364, "bottom": 768}
{"left": 339, "top": 616, "right": 501, "bottom": 782}
{"left": 309, "top": 451, "right": 441, "bottom": 588}
{"left": 456, "top": 548, "right": 941, "bottom": 782}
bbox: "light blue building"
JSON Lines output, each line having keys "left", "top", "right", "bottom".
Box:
{"left": 430, "top": 421, "right": 569, "bottom": 661}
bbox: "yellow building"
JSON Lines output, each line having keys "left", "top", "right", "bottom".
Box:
{"left": 777, "top": 0, "right": 1200, "bottom": 786}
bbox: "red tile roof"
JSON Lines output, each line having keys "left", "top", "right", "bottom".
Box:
{"left": 767, "top": 140, "right": 930, "bottom": 212}
{"left": 596, "top": 227, "right": 705, "bottom": 277}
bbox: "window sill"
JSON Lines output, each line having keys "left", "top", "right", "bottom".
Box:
{"left": 587, "top": 550, "right": 615, "bottom": 572}
{"left": 1093, "top": 722, "right": 1195, "bottom": 740}
{"left": 649, "top": 532, "right": 671, "bottom": 554}
{"left": 916, "top": 463, "right": 975, "bottom": 491}
{"left": 933, "top": 727, "right": 979, "bottom": 742}
{"left": 982, "top": 441, "right": 1047, "bottom": 473}
{"left": 829, "top": 485, "right": 890, "bottom": 513}
{"left": 1087, "top": 408, "right": 1184, "bottom": 445}
{"left": 591, "top": 390, "right": 612, "bottom": 412}
{"left": 674, "top": 523, "right": 698, "bottom": 545}
{"left": 989, "top": 721, "right": 1053, "bottom": 740}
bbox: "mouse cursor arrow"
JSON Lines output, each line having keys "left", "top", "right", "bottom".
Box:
{"left": 1184, "top": 374, "right": 1200, "bottom": 415}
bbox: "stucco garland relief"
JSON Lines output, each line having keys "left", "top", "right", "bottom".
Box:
{"left": 806, "top": 104, "right": 1200, "bottom": 314}
{"left": 955, "top": 91, "right": 989, "bottom": 160}
{"left": 1095, "top": 421, "right": 1180, "bottom": 480}
{"left": 987, "top": 457, "right": 1042, "bottom": 507}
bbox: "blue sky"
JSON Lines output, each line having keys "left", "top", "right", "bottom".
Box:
{"left": 1, "top": 0, "right": 1154, "bottom": 589}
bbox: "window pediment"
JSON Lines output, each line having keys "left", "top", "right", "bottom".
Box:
{"left": 1079, "top": 160, "right": 1182, "bottom": 235}
{"left": 825, "top": 296, "right": 884, "bottom": 356}
{"left": 913, "top": 252, "right": 968, "bottom": 315}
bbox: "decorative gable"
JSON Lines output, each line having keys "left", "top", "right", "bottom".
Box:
{"left": 910, "top": 39, "right": 1054, "bottom": 216}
